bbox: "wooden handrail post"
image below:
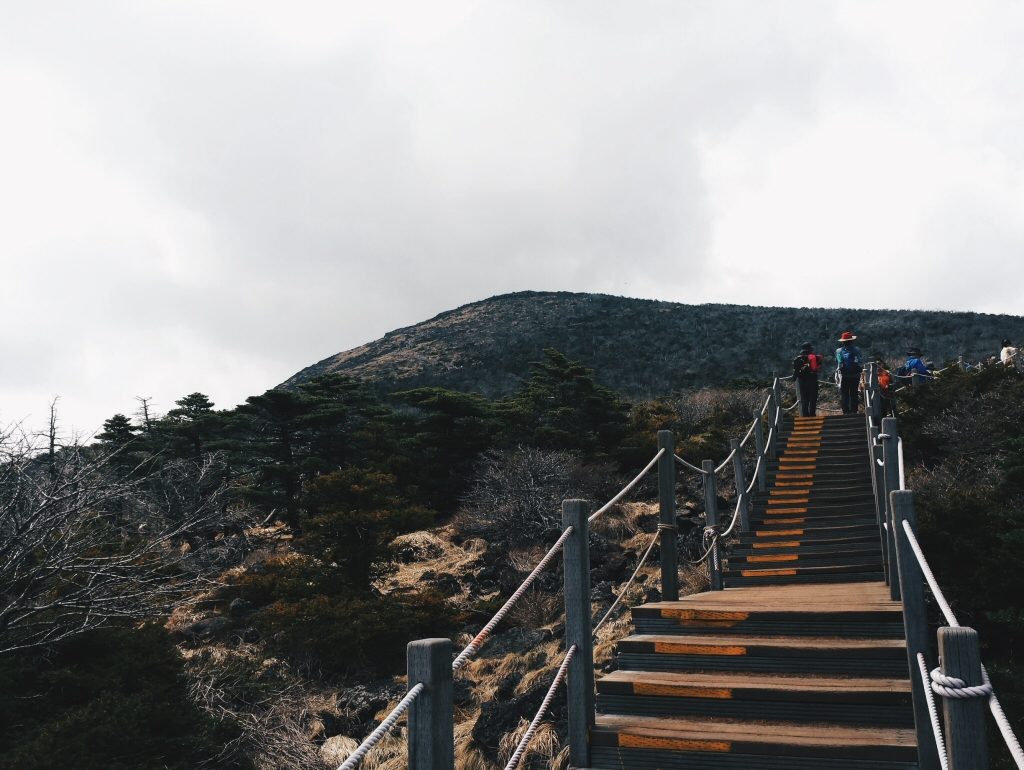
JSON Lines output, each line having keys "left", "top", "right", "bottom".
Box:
{"left": 408, "top": 638, "right": 454, "bottom": 770}
{"left": 730, "top": 438, "right": 750, "bottom": 532}
{"left": 891, "top": 491, "right": 942, "bottom": 770}
{"left": 562, "top": 499, "right": 595, "bottom": 769}
{"left": 938, "top": 626, "right": 989, "bottom": 770}
{"left": 657, "top": 430, "right": 679, "bottom": 602}
{"left": 880, "top": 417, "right": 901, "bottom": 601}
{"left": 872, "top": 441, "right": 890, "bottom": 585}
{"left": 752, "top": 410, "right": 767, "bottom": 492}
{"left": 958, "top": 355, "right": 965, "bottom": 372}
{"left": 702, "top": 460, "right": 723, "bottom": 591}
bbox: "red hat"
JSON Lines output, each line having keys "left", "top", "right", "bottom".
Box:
{"left": 838, "top": 331, "right": 857, "bottom": 342}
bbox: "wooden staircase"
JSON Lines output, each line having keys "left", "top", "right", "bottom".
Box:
{"left": 589, "top": 414, "right": 919, "bottom": 769}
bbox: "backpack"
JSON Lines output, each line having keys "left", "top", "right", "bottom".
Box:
{"left": 807, "top": 354, "right": 821, "bottom": 373}
{"left": 878, "top": 369, "right": 892, "bottom": 390}
{"left": 838, "top": 347, "right": 861, "bottom": 371}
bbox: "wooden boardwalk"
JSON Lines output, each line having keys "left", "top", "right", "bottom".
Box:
{"left": 590, "top": 415, "right": 920, "bottom": 769}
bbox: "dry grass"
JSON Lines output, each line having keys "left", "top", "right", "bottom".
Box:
{"left": 497, "top": 720, "right": 563, "bottom": 769}
{"left": 378, "top": 525, "right": 484, "bottom": 601}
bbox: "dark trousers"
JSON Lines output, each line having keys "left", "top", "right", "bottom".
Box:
{"left": 839, "top": 371, "right": 860, "bottom": 413}
{"left": 797, "top": 377, "right": 819, "bottom": 417}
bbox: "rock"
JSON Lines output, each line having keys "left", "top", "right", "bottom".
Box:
{"left": 592, "top": 581, "right": 614, "bottom": 601}
{"left": 339, "top": 682, "right": 405, "bottom": 728}
{"left": 320, "top": 735, "right": 358, "bottom": 766}
{"left": 306, "top": 718, "right": 326, "bottom": 741}
{"left": 432, "top": 573, "right": 461, "bottom": 595}
{"left": 241, "top": 627, "right": 260, "bottom": 643}
{"left": 179, "top": 616, "right": 229, "bottom": 641}
{"left": 477, "top": 627, "right": 551, "bottom": 658}
{"left": 228, "top": 598, "right": 253, "bottom": 617}
{"left": 644, "top": 587, "right": 662, "bottom": 603}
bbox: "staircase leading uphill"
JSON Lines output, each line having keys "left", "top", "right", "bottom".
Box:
{"left": 727, "top": 413, "right": 884, "bottom": 586}
{"left": 590, "top": 414, "right": 918, "bottom": 769}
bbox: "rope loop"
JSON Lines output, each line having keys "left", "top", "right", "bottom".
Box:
{"left": 657, "top": 522, "right": 678, "bottom": 533}
{"left": 930, "top": 667, "right": 994, "bottom": 700}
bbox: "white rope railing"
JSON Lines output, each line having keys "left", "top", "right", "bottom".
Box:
{"left": 589, "top": 449, "right": 664, "bottom": 523}
{"left": 714, "top": 446, "right": 737, "bottom": 474}
{"left": 592, "top": 528, "right": 662, "bottom": 634}
{"left": 739, "top": 417, "right": 758, "bottom": 447}
{"left": 674, "top": 454, "right": 707, "bottom": 475}
{"left": 452, "top": 525, "right": 575, "bottom": 672}
{"left": 897, "top": 437, "right": 906, "bottom": 490}
{"left": 336, "top": 684, "right": 425, "bottom": 770}
{"left": 901, "top": 519, "right": 1024, "bottom": 767}
{"left": 917, "top": 652, "right": 950, "bottom": 770}
{"left": 502, "top": 645, "right": 577, "bottom": 770}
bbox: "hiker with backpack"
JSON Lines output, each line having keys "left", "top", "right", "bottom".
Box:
{"left": 835, "top": 331, "right": 863, "bottom": 414}
{"left": 792, "top": 342, "right": 822, "bottom": 416}
{"left": 903, "top": 347, "right": 932, "bottom": 386}
{"left": 876, "top": 360, "right": 896, "bottom": 417}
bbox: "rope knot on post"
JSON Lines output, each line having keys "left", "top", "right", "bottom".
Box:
{"left": 930, "top": 667, "right": 994, "bottom": 700}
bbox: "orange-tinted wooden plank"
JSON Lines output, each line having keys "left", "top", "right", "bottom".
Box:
{"left": 634, "top": 683, "right": 733, "bottom": 699}
{"left": 741, "top": 568, "right": 798, "bottom": 577}
{"left": 653, "top": 642, "right": 748, "bottom": 656}
{"left": 748, "top": 554, "right": 799, "bottom": 563}
{"left": 619, "top": 734, "right": 732, "bottom": 752}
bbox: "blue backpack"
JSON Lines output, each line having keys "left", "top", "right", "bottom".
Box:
{"left": 838, "top": 346, "right": 862, "bottom": 371}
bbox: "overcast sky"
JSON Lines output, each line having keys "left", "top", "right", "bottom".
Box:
{"left": 3, "top": 1, "right": 1023, "bottom": 434}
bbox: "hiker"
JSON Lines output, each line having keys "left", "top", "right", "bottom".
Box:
{"left": 835, "top": 331, "right": 863, "bottom": 414}
{"left": 904, "top": 347, "right": 931, "bottom": 386}
{"left": 876, "top": 360, "right": 896, "bottom": 417}
{"left": 792, "top": 342, "right": 822, "bottom": 416}
{"left": 1000, "top": 339, "right": 1020, "bottom": 369}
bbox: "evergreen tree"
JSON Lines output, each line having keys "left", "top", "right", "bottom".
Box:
{"left": 509, "top": 348, "right": 629, "bottom": 457}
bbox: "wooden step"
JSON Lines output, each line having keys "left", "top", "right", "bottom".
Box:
{"left": 596, "top": 670, "right": 914, "bottom": 726}
{"left": 616, "top": 633, "right": 907, "bottom": 675}
{"left": 631, "top": 583, "right": 905, "bottom": 638}
{"left": 591, "top": 715, "right": 918, "bottom": 769}
{"left": 590, "top": 715, "right": 918, "bottom": 769}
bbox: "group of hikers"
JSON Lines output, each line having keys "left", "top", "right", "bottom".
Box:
{"left": 790, "top": 332, "right": 1022, "bottom": 418}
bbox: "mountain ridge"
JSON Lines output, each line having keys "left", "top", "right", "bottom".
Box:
{"left": 283, "top": 291, "right": 1022, "bottom": 398}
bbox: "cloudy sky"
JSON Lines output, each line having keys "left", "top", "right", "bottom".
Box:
{"left": 3, "top": 1, "right": 1023, "bottom": 434}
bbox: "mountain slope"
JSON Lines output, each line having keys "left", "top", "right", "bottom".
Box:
{"left": 283, "top": 291, "right": 1021, "bottom": 398}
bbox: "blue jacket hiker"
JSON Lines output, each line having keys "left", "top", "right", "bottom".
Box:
{"left": 835, "top": 331, "right": 863, "bottom": 414}
{"left": 904, "top": 348, "right": 931, "bottom": 386}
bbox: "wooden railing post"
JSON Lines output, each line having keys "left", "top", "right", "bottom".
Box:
{"left": 730, "top": 438, "right": 750, "bottom": 532}
{"left": 408, "top": 638, "right": 454, "bottom": 770}
{"left": 880, "top": 417, "right": 901, "bottom": 601}
{"left": 752, "top": 410, "right": 767, "bottom": 492}
{"left": 562, "top": 499, "right": 595, "bottom": 769}
{"left": 657, "top": 430, "right": 679, "bottom": 602}
{"left": 891, "top": 491, "right": 942, "bottom": 770}
{"left": 938, "top": 626, "right": 989, "bottom": 770}
{"left": 872, "top": 441, "right": 890, "bottom": 585}
{"left": 702, "top": 460, "right": 723, "bottom": 591}
{"left": 958, "top": 355, "right": 965, "bottom": 372}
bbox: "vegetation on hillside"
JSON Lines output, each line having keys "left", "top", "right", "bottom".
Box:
{"left": 4, "top": 335, "right": 1021, "bottom": 768}
{"left": 898, "top": 365, "right": 1024, "bottom": 767}
{"left": 286, "top": 291, "right": 1022, "bottom": 399}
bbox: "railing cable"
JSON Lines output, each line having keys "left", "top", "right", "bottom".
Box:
{"left": 589, "top": 449, "right": 664, "bottom": 523}
{"left": 502, "top": 646, "right": 577, "bottom": 770}
{"left": 452, "top": 525, "right": 575, "bottom": 672}
{"left": 674, "top": 454, "right": 708, "bottom": 475}
{"left": 336, "top": 684, "right": 425, "bottom": 770}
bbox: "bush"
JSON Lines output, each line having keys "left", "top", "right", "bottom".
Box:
{"left": 229, "top": 557, "right": 454, "bottom": 676}
{"left": 0, "top": 625, "right": 243, "bottom": 770}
